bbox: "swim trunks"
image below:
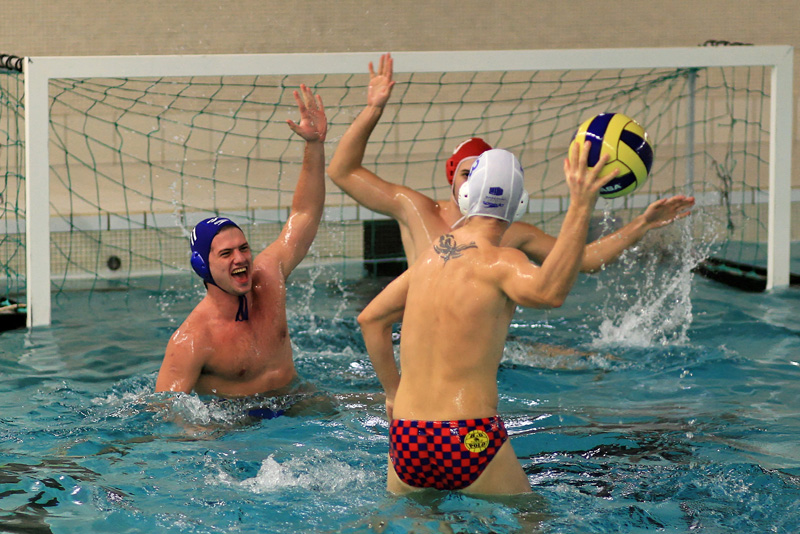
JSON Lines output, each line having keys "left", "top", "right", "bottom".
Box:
{"left": 389, "top": 416, "right": 508, "bottom": 490}
{"left": 246, "top": 407, "right": 285, "bottom": 420}
{"left": 237, "top": 394, "right": 296, "bottom": 420}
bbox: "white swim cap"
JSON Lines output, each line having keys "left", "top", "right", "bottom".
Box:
{"left": 457, "top": 149, "right": 528, "bottom": 223}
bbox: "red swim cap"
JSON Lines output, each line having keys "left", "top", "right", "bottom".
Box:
{"left": 445, "top": 137, "right": 492, "bottom": 185}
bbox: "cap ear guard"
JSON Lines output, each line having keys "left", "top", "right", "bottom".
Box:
{"left": 190, "top": 250, "right": 211, "bottom": 282}
{"left": 457, "top": 181, "right": 470, "bottom": 216}
{"left": 513, "top": 191, "right": 529, "bottom": 221}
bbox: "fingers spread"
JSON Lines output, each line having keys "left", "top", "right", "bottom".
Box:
{"left": 293, "top": 89, "right": 307, "bottom": 114}
{"left": 383, "top": 53, "right": 393, "bottom": 78}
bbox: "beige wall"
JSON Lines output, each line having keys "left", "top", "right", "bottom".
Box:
{"left": 1, "top": 1, "right": 798, "bottom": 56}
{"left": 3, "top": 0, "right": 798, "bottom": 180}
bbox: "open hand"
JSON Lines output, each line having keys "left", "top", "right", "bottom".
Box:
{"left": 563, "top": 140, "right": 619, "bottom": 206}
{"left": 287, "top": 84, "right": 327, "bottom": 143}
{"left": 642, "top": 194, "right": 696, "bottom": 229}
{"left": 367, "top": 53, "right": 396, "bottom": 109}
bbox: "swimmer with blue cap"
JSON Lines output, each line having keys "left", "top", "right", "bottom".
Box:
{"left": 156, "top": 84, "right": 328, "bottom": 399}
{"left": 189, "top": 216, "right": 250, "bottom": 321}
{"left": 358, "top": 144, "right": 623, "bottom": 495}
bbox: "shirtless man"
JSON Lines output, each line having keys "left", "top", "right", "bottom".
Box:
{"left": 358, "top": 145, "right": 614, "bottom": 495}
{"left": 155, "top": 84, "right": 327, "bottom": 398}
{"left": 327, "top": 53, "right": 695, "bottom": 268}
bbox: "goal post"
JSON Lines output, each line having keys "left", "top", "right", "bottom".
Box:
{"left": 5, "top": 46, "right": 794, "bottom": 327}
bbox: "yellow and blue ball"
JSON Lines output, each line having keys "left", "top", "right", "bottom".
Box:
{"left": 570, "top": 113, "right": 654, "bottom": 199}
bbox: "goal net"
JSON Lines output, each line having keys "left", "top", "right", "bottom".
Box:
{"left": 0, "top": 57, "right": 24, "bottom": 308}
{"left": 0, "top": 47, "right": 794, "bottom": 326}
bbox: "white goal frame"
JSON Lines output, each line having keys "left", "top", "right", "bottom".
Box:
{"left": 22, "top": 46, "right": 794, "bottom": 326}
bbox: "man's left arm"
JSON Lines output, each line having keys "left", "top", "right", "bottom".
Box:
{"left": 581, "top": 194, "right": 695, "bottom": 272}
{"left": 357, "top": 270, "right": 409, "bottom": 420}
{"left": 259, "top": 84, "right": 328, "bottom": 277}
{"left": 508, "top": 194, "right": 695, "bottom": 273}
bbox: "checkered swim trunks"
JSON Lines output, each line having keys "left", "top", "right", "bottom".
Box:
{"left": 389, "top": 416, "right": 508, "bottom": 490}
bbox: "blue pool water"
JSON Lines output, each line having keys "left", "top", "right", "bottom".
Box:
{"left": 1, "top": 243, "right": 799, "bottom": 533}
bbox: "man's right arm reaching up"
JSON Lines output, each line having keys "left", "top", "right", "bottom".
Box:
{"left": 327, "top": 53, "right": 418, "bottom": 220}
{"left": 500, "top": 141, "right": 617, "bottom": 309}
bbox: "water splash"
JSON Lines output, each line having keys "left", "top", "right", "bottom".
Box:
{"left": 213, "top": 451, "right": 375, "bottom": 494}
{"left": 502, "top": 339, "right": 618, "bottom": 371}
{"left": 591, "top": 210, "right": 721, "bottom": 348}
{"left": 299, "top": 229, "right": 354, "bottom": 323}
{"left": 288, "top": 260, "right": 356, "bottom": 343}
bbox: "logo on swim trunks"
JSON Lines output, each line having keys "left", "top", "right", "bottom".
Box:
{"left": 463, "top": 429, "right": 490, "bottom": 453}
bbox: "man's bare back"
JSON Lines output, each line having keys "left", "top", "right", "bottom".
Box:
{"left": 359, "top": 147, "right": 615, "bottom": 494}
{"left": 393, "top": 230, "right": 525, "bottom": 420}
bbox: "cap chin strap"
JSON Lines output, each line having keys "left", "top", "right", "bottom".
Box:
{"left": 200, "top": 267, "right": 249, "bottom": 321}
{"left": 211, "top": 276, "right": 249, "bottom": 321}
{"left": 235, "top": 294, "right": 249, "bottom": 322}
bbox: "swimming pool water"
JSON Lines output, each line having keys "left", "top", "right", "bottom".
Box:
{"left": 1, "top": 248, "right": 799, "bottom": 533}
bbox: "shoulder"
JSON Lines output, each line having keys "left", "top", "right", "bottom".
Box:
{"left": 477, "top": 244, "right": 536, "bottom": 281}
{"left": 396, "top": 186, "right": 439, "bottom": 214}
{"left": 427, "top": 233, "right": 519, "bottom": 275}
{"left": 503, "top": 220, "right": 550, "bottom": 244}
{"left": 253, "top": 247, "right": 285, "bottom": 278}
{"left": 420, "top": 239, "right": 531, "bottom": 298}
{"left": 480, "top": 240, "right": 529, "bottom": 263}
{"left": 169, "top": 304, "right": 213, "bottom": 349}
{"left": 501, "top": 220, "right": 556, "bottom": 263}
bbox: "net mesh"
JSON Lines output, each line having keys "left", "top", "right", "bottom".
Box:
{"left": 0, "top": 68, "right": 24, "bottom": 299}
{"left": 0, "top": 58, "right": 778, "bottom": 300}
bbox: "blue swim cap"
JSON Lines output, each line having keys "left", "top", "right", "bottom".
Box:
{"left": 189, "top": 217, "right": 241, "bottom": 285}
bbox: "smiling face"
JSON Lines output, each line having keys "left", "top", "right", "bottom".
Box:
{"left": 208, "top": 226, "right": 253, "bottom": 296}
{"left": 450, "top": 156, "right": 479, "bottom": 203}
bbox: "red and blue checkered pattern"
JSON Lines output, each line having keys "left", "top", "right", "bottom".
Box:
{"left": 389, "top": 417, "right": 508, "bottom": 490}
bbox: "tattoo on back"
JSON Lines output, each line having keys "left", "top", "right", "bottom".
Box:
{"left": 434, "top": 234, "right": 477, "bottom": 264}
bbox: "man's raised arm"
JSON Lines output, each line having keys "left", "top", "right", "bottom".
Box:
{"left": 506, "top": 194, "right": 695, "bottom": 273}
{"left": 264, "top": 84, "right": 328, "bottom": 276}
{"left": 501, "top": 142, "right": 617, "bottom": 308}
{"left": 579, "top": 194, "right": 695, "bottom": 272}
{"left": 327, "top": 53, "right": 415, "bottom": 218}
